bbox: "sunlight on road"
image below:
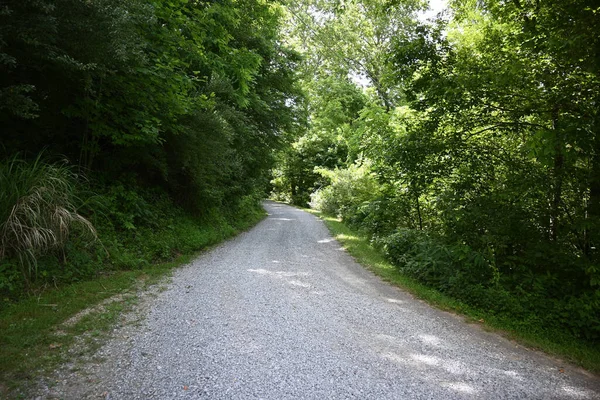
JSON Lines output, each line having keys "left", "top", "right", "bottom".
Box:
{"left": 317, "top": 238, "right": 335, "bottom": 243}
{"left": 386, "top": 298, "right": 405, "bottom": 305}
{"left": 442, "top": 382, "right": 477, "bottom": 394}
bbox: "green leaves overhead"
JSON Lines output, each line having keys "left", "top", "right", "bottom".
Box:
{"left": 286, "top": 0, "right": 423, "bottom": 108}
{"left": 274, "top": 0, "right": 600, "bottom": 339}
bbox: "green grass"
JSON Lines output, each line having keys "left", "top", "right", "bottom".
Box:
{"left": 308, "top": 209, "right": 600, "bottom": 374}
{"left": 0, "top": 207, "right": 266, "bottom": 398}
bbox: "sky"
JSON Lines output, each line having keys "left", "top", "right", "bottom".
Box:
{"left": 349, "top": 0, "right": 450, "bottom": 87}
{"left": 418, "top": 0, "right": 449, "bottom": 22}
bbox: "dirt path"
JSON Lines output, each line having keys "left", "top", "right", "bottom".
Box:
{"left": 35, "top": 201, "right": 600, "bottom": 399}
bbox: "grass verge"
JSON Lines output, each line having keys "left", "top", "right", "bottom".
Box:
{"left": 0, "top": 208, "right": 266, "bottom": 398}
{"left": 309, "top": 209, "right": 600, "bottom": 374}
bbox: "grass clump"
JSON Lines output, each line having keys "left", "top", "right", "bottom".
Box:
{"left": 0, "top": 154, "right": 96, "bottom": 286}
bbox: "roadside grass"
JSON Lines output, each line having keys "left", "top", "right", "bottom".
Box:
{"left": 308, "top": 209, "right": 600, "bottom": 374}
{"left": 0, "top": 209, "right": 266, "bottom": 398}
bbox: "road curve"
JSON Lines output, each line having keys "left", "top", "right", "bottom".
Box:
{"left": 42, "top": 201, "right": 599, "bottom": 399}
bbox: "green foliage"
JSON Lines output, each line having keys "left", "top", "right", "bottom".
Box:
{"left": 1, "top": 0, "right": 300, "bottom": 206}
{"left": 280, "top": 0, "right": 600, "bottom": 344}
{"left": 0, "top": 0, "right": 300, "bottom": 298}
{"left": 0, "top": 176, "right": 265, "bottom": 304}
{"left": 310, "top": 161, "right": 380, "bottom": 218}
{"left": 271, "top": 75, "right": 366, "bottom": 205}
{"left": 272, "top": 131, "right": 349, "bottom": 205}
{"left": 376, "top": 227, "right": 600, "bottom": 339}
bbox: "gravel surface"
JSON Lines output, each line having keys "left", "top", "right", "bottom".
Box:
{"left": 38, "top": 201, "right": 600, "bottom": 399}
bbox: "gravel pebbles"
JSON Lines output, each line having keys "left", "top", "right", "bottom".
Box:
{"left": 37, "top": 201, "right": 600, "bottom": 399}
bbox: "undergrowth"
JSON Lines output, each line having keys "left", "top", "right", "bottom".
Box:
{"left": 309, "top": 209, "right": 600, "bottom": 374}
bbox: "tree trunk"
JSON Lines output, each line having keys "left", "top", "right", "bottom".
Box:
{"left": 586, "top": 152, "right": 600, "bottom": 255}
{"left": 414, "top": 187, "right": 423, "bottom": 231}
{"left": 549, "top": 106, "right": 563, "bottom": 242}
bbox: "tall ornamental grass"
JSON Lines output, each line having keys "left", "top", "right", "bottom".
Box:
{"left": 0, "top": 154, "right": 96, "bottom": 284}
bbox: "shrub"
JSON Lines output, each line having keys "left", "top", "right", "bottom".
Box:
{"left": 310, "top": 161, "right": 380, "bottom": 219}
{"left": 376, "top": 227, "right": 600, "bottom": 339}
{"left": 377, "top": 229, "right": 501, "bottom": 304}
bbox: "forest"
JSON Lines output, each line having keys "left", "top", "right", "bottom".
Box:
{"left": 271, "top": 0, "right": 600, "bottom": 343}
{"left": 0, "top": 0, "right": 301, "bottom": 297}
{"left": 1, "top": 0, "right": 599, "bottom": 356}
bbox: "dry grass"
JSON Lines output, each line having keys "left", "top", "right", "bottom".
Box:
{"left": 0, "top": 154, "right": 96, "bottom": 283}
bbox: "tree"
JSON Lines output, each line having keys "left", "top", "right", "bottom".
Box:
{"left": 285, "top": 0, "right": 423, "bottom": 109}
{"left": 276, "top": 0, "right": 600, "bottom": 338}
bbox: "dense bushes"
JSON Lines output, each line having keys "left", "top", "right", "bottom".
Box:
{"left": 309, "top": 162, "right": 379, "bottom": 218}
{"left": 309, "top": 169, "right": 600, "bottom": 340}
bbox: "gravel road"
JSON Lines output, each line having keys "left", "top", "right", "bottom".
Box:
{"left": 40, "top": 201, "right": 599, "bottom": 399}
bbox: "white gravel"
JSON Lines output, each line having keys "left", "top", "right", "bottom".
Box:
{"left": 37, "top": 201, "right": 600, "bottom": 399}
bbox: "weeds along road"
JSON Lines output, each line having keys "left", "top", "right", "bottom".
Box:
{"left": 40, "top": 201, "right": 600, "bottom": 399}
